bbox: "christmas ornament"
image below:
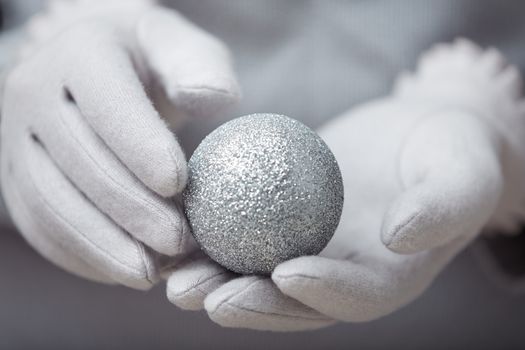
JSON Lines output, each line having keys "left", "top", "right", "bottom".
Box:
{"left": 183, "top": 114, "right": 344, "bottom": 275}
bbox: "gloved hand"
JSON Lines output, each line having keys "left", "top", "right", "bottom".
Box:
{"left": 166, "top": 39, "right": 525, "bottom": 330}
{"left": 1, "top": 0, "right": 239, "bottom": 289}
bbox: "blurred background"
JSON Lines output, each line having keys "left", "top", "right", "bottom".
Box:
{"left": 2, "top": 0, "right": 525, "bottom": 348}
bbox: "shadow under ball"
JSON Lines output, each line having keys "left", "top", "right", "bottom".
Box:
{"left": 183, "top": 114, "right": 344, "bottom": 275}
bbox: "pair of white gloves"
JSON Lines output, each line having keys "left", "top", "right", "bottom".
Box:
{"left": 2, "top": 0, "right": 525, "bottom": 331}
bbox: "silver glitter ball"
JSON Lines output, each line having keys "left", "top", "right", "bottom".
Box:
{"left": 183, "top": 114, "right": 344, "bottom": 275}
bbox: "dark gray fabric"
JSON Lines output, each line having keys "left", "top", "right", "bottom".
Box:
{"left": 0, "top": 0, "right": 43, "bottom": 29}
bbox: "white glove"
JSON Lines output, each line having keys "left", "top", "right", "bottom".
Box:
{"left": 166, "top": 39, "right": 525, "bottom": 330}
{"left": 1, "top": 0, "right": 239, "bottom": 289}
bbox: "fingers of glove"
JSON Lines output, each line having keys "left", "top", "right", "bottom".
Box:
{"left": 39, "top": 101, "right": 192, "bottom": 256}
{"left": 2, "top": 172, "right": 115, "bottom": 285}
{"left": 167, "top": 255, "right": 234, "bottom": 310}
{"left": 273, "top": 238, "right": 470, "bottom": 323}
{"left": 204, "top": 276, "right": 335, "bottom": 332}
{"left": 13, "top": 134, "right": 158, "bottom": 290}
{"left": 137, "top": 7, "right": 240, "bottom": 117}
{"left": 381, "top": 110, "right": 503, "bottom": 254}
{"left": 64, "top": 28, "right": 186, "bottom": 197}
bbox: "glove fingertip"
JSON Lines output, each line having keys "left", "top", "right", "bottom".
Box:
{"left": 167, "top": 255, "right": 233, "bottom": 310}
{"left": 381, "top": 209, "right": 425, "bottom": 254}
{"left": 148, "top": 142, "right": 188, "bottom": 197}
{"left": 203, "top": 276, "right": 255, "bottom": 315}
{"left": 167, "top": 279, "right": 205, "bottom": 311}
{"left": 170, "top": 77, "right": 241, "bottom": 118}
{"left": 271, "top": 257, "right": 326, "bottom": 296}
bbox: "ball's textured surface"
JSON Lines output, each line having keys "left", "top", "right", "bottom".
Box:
{"left": 183, "top": 114, "right": 344, "bottom": 275}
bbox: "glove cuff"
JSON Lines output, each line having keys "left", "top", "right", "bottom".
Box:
{"left": 393, "top": 38, "right": 523, "bottom": 127}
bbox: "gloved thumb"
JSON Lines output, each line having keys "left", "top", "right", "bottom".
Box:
{"left": 381, "top": 110, "right": 503, "bottom": 254}
{"left": 136, "top": 7, "right": 240, "bottom": 118}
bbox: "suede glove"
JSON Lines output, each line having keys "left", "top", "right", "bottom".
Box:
{"left": 166, "top": 39, "right": 525, "bottom": 330}
{"left": 1, "top": 0, "right": 239, "bottom": 289}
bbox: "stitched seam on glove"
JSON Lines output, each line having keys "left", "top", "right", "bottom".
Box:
{"left": 5, "top": 178, "right": 113, "bottom": 282}
{"left": 174, "top": 84, "right": 238, "bottom": 98}
{"left": 219, "top": 302, "right": 333, "bottom": 322}
{"left": 57, "top": 103, "right": 184, "bottom": 250}
{"left": 23, "top": 151, "right": 151, "bottom": 281}
{"left": 211, "top": 279, "right": 332, "bottom": 321}
{"left": 166, "top": 142, "right": 184, "bottom": 195}
{"left": 134, "top": 238, "right": 156, "bottom": 285}
{"left": 170, "top": 272, "right": 230, "bottom": 298}
{"left": 275, "top": 274, "right": 321, "bottom": 281}
{"left": 383, "top": 210, "right": 423, "bottom": 247}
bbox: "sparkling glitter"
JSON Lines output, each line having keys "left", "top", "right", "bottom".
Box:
{"left": 183, "top": 114, "right": 344, "bottom": 275}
